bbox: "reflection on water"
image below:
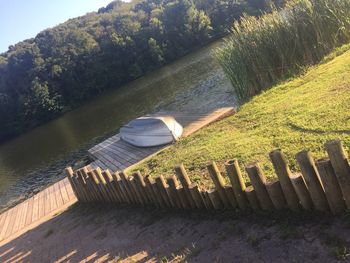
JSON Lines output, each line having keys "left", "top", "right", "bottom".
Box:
{"left": 0, "top": 40, "right": 236, "bottom": 210}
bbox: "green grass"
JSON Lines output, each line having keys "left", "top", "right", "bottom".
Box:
{"left": 129, "top": 46, "right": 350, "bottom": 188}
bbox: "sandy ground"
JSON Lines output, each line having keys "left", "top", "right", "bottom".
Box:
{"left": 1, "top": 203, "right": 350, "bottom": 262}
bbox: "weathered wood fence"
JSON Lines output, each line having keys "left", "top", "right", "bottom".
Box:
{"left": 65, "top": 139, "right": 350, "bottom": 215}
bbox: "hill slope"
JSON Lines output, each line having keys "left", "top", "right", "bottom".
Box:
{"left": 131, "top": 45, "right": 350, "bottom": 186}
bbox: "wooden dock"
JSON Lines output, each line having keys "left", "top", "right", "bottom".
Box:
{"left": 0, "top": 107, "right": 234, "bottom": 244}
{"left": 0, "top": 178, "right": 77, "bottom": 243}
{"left": 88, "top": 107, "right": 235, "bottom": 171}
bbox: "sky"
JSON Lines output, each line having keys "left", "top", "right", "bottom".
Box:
{"left": 0, "top": 0, "right": 113, "bottom": 53}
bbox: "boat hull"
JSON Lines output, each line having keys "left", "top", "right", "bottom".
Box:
{"left": 120, "top": 116, "right": 183, "bottom": 147}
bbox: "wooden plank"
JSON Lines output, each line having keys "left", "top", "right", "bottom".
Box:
{"left": 37, "top": 188, "right": 46, "bottom": 219}
{"left": 31, "top": 193, "right": 40, "bottom": 223}
{"left": 44, "top": 187, "right": 51, "bottom": 215}
{"left": 113, "top": 140, "right": 153, "bottom": 156}
{"left": 25, "top": 196, "right": 35, "bottom": 227}
{"left": 5, "top": 206, "right": 19, "bottom": 238}
{"left": 48, "top": 185, "right": 57, "bottom": 212}
{"left": 54, "top": 181, "right": 64, "bottom": 207}
{"left": 12, "top": 203, "right": 25, "bottom": 234}
{"left": 0, "top": 209, "right": 12, "bottom": 240}
{"left": 116, "top": 138, "right": 158, "bottom": 155}
{"left": 97, "top": 147, "right": 124, "bottom": 164}
{"left": 0, "top": 211, "right": 8, "bottom": 232}
{"left": 59, "top": 179, "right": 70, "bottom": 204}
{"left": 92, "top": 151, "right": 116, "bottom": 167}
{"left": 107, "top": 143, "right": 144, "bottom": 161}
{"left": 93, "top": 151, "right": 119, "bottom": 171}
{"left": 18, "top": 200, "right": 29, "bottom": 230}
{"left": 36, "top": 191, "right": 44, "bottom": 221}
{"left": 101, "top": 147, "right": 134, "bottom": 166}
{"left": 97, "top": 159, "right": 109, "bottom": 170}
{"left": 104, "top": 146, "right": 136, "bottom": 166}
{"left": 64, "top": 178, "right": 75, "bottom": 199}
{"left": 91, "top": 146, "right": 114, "bottom": 161}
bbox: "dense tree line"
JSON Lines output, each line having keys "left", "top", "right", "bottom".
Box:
{"left": 0, "top": 0, "right": 284, "bottom": 141}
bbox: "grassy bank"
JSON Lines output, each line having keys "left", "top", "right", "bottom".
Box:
{"left": 129, "top": 45, "right": 350, "bottom": 188}
{"left": 216, "top": 0, "right": 350, "bottom": 103}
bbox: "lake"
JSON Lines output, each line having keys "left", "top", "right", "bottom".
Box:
{"left": 0, "top": 40, "right": 236, "bottom": 211}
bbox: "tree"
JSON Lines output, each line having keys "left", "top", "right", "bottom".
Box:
{"left": 24, "top": 77, "right": 61, "bottom": 121}
{"left": 0, "top": 0, "right": 273, "bottom": 141}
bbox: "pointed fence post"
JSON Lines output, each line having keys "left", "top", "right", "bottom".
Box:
{"left": 269, "top": 150, "right": 300, "bottom": 211}
{"left": 101, "top": 170, "right": 121, "bottom": 203}
{"left": 111, "top": 171, "right": 130, "bottom": 203}
{"left": 141, "top": 175, "right": 157, "bottom": 206}
{"left": 87, "top": 171, "right": 107, "bottom": 202}
{"left": 296, "top": 150, "right": 329, "bottom": 212}
{"left": 75, "top": 169, "right": 91, "bottom": 202}
{"left": 82, "top": 169, "right": 103, "bottom": 202}
{"left": 225, "top": 159, "right": 248, "bottom": 210}
{"left": 167, "top": 176, "right": 183, "bottom": 209}
{"left": 84, "top": 168, "right": 101, "bottom": 202}
{"left": 155, "top": 176, "right": 172, "bottom": 207}
{"left": 189, "top": 184, "right": 205, "bottom": 209}
{"left": 224, "top": 186, "right": 237, "bottom": 209}
{"left": 133, "top": 171, "right": 151, "bottom": 205}
{"left": 65, "top": 167, "right": 84, "bottom": 202}
{"left": 246, "top": 163, "right": 273, "bottom": 211}
{"left": 266, "top": 179, "right": 287, "bottom": 210}
{"left": 325, "top": 140, "right": 350, "bottom": 209}
{"left": 207, "top": 189, "right": 223, "bottom": 210}
{"left": 94, "top": 168, "right": 114, "bottom": 203}
{"left": 200, "top": 191, "right": 211, "bottom": 210}
{"left": 130, "top": 177, "right": 144, "bottom": 205}
{"left": 116, "top": 172, "right": 133, "bottom": 204}
{"left": 290, "top": 174, "right": 313, "bottom": 210}
{"left": 145, "top": 176, "right": 162, "bottom": 208}
{"left": 316, "top": 158, "right": 346, "bottom": 215}
{"left": 120, "top": 172, "right": 137, "bottom": 204}
{"left": 207, "top": 161, "right": 233, "bottom": 208}
{"left": 175, "top": 164, "right": 196, "bottom": 208}
{"left": 245, "top": 186, "right": 260, "bottom": 210}
{"left": 178, "top": 186, "right": 191, "bottom": 209}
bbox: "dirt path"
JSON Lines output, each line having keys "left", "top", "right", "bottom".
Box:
{"left": 0, "top": 204, "right": 349, "bottom": 262}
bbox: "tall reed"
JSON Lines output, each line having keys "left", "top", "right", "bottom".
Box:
{"left": 216, "top": 0, "right": 350, "bottom": 103}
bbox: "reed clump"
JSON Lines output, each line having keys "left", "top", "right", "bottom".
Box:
{"left": 216, "top": 0, "right": 350, "bottom": 103}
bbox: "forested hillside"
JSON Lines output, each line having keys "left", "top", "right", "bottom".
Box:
{"left": 0, "top": 0, "right": 283, "bottom": 141}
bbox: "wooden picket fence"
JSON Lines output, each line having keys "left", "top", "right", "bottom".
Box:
{"left": 65, "top": 139, "right": 350, "bottom": 215}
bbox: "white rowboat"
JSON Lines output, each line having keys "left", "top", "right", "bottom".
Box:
{"left": 120, "top": 116, "right": 183, "bottom": 147}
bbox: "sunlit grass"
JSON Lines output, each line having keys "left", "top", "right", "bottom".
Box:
{"left": 129, "top": 46, "right": 350, "bottom": 188}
